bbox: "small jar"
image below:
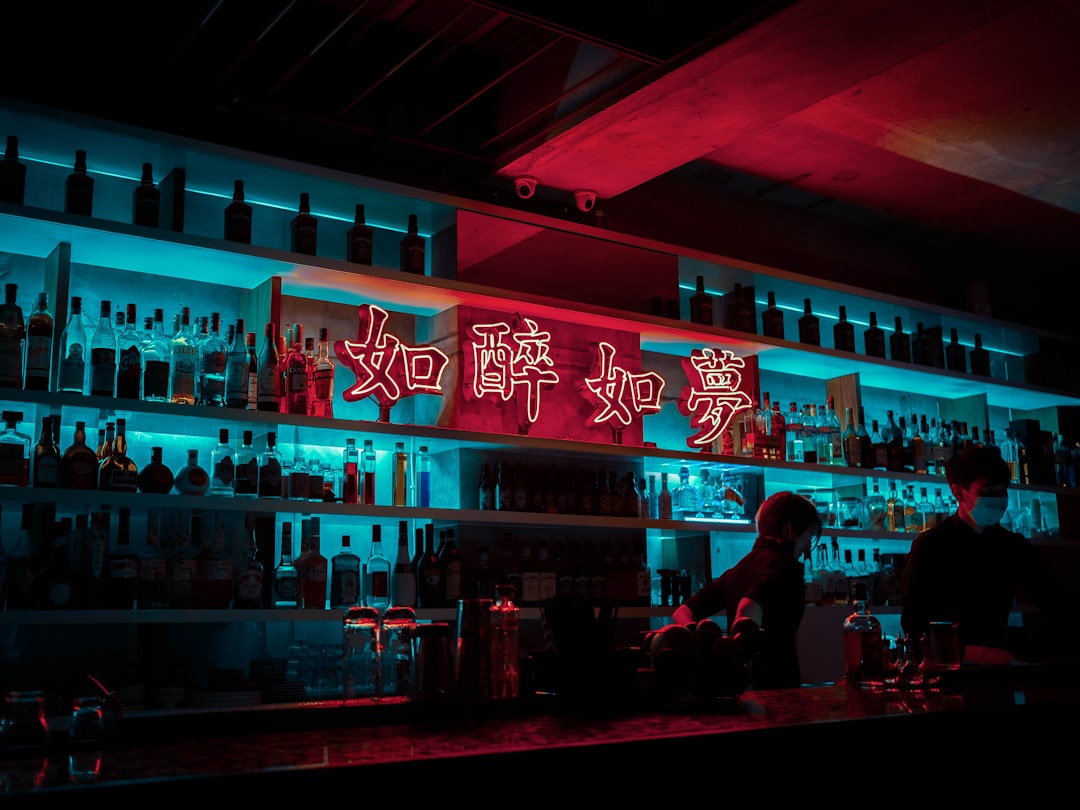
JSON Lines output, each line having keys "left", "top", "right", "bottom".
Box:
{"left": 838, "top": 496, "right": 862, "bottom": 528}
{"left": 0, "top": 691, "right": 50, "bottom": 752}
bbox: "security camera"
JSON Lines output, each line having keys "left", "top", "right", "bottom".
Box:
{"left": 573, "top": 189, "right": 597, "bottom": 212}
{"left": 514, "top": 176, "right": 538, "bottom": 199}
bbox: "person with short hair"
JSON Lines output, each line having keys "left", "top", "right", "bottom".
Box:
{"left": 673, "top": 490, "right": 822, "bottom": 689}
{"left": 901, "top": 444, "right": 1060, "bottom": 664}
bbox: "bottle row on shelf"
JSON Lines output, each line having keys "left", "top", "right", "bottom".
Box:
{"left": 0, "top": 135, "right": 428, "bottom": 271}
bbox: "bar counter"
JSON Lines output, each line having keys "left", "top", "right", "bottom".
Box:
{"left": 3, "top": 662, "right": 1079, "bottom": 803}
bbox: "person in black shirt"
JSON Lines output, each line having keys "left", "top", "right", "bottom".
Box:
{"left": 673, "top": 490, "right": 821, "bottom": 689}
{"left": 901, "top": 444, "right": 1061, "bottom": 664}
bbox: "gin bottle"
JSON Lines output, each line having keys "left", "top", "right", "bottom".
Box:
{"left": 272, "top": 521, "right": 300, "bottom": 609}
{"left": 364, "top": 524, "right": 391, "bottom": 611}
{"left": 89, "top": 299, "right": 116, "bottom": 397}
{"left": 115, "top": 303, "right": 142, "bottom": 399}
{"left": 168, "top": 307, "right": 197, "bottom": 405}
{"left": 142, "top": 308, "right": 170, "bottom": 402}
{"left": 842, "top": 582, "right": 885, "bottom": 686}
{"left": 330, "top": 533, "right": 362, "bottom": 608}
{"left": 209, "top": 428, "right": 235, "bottom": 496}
{"left": 198, "top": 311, "right": 228, "bottom": 406}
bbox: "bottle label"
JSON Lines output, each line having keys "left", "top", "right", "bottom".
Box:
{"left": 104, "top": 467, "right": 139, "bottom": 492}
{"left": 25, "top": 335, "right": 51, "bottom": 383}
{"left": 116, "top": 345, "right": 141, "bottom": 396}
{"left": 236, "top": 570, "right": 264, "bottom": 604}
{"left": 58, "top": 353, "right": 85, "bottom": 392}
{"left": 143, "top": 360, "right": 170, "bottom": 399}
{"left": 274, "top": 574, "right": 299, "bottom": 602}
{"left": 213, "top": 456, "right": 235, "bottom": 487}
{"left": 312, "top": 367, "right": 333, "bottom": 400}
{"left": 90, "top": 347, "right": 116, "bottom": 393}
{"left": 34, "top": 455, "right": 59, "bottom": 487}
{"left": 108, "top": 558, "right": 139, "bottom": 579}
{"left": 49, "top": 582, "right": 73, "bottom": 608}
{"left": 370, "top": 570, "right": 389, "bottom": 599}
{"left": 234, "top": 459, "right": 259, "bottom": 496}
{"left": 202, "top": 559, "right": 233, "bottom": 581}
{"left": 139, "top": 558, "right": 167, "bottom": 581}
{"left": 0, "top": 339, "right": 23, "bottom": 386}
{"left": 0, "top": 443, "right": 26, "bottom": 483}
{"left": 257, "top": 364, "right": 280, "bottom": 404}
{"left": 258, "top": 459, "right": 282, "bottom": 497}
{"left": 335, "top": 569, "right": 360, "bottom": 605}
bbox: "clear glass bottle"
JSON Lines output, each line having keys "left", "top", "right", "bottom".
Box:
{"left": 198, "top": 311, "right": 228, "bottom": 406}
{"left": 0, "top": 134, "right": 27, "bottom": 204}
{"left": 282, "top": 322, "right": 308, "bottom": 415}
{"left": 132, "top": 161, "right": 160, "bottom": 227}
{"left": 341, "top": 437, "right": 359, "bottom": 505}
{"left": 64, "top": 148, "right": 94, "bottom": 215}
{"left": 797, "top": 297, "right": 820, "bottom": 346}
{"left": 391, "top": 441, "right": 408, "bottom": 506}
{"left": 173, "top": 448, "right": 210, "bottom": 495}
{"left": 0, "top": 282, "right": 25, "bottom": 390}
{"left": 114, "top": 303, "right": 142, "bottom": 399}
{"left": 689, "top": 275, "right": 713, "bottom": 326}
{"left": 273, "top": 521, "right": 301, "bottom": 609}
{"left": 289, "top": 192, "right": 318, "bottom": 255}
{"left": 843, "top": 582, "right": 885, "bottom": 686}
{"left": 168, "top": 306, "right": 197, "bottom": 405}
{"left": 256, "top": 322, "right": 282, "bottom": 412}
{"left": 399, "top": 213, "right": 425, "bottom": 274}
{"left": 488, "top": 583, "right": 520, "bottom": 699}
{"left": 647, "top": 473, "right": 659, "bottom": 519}
{"left": 209, "top": 428, "right": 234, "bottom": 496}
{"left": 361, "top": 438, "right": 376, "bottom": 505}
{"left": 671, "top": 466, "right": 696, "bottom": 517}
{"left": 24, "top": 291, "right": 53, "bottom": 391}
{"left": 365, "top": 524, "right": 392, "bottom": 611}
{"left": 415, "top": 444, "right": 431, "bottom": 508}
{"left": 833, "top": 304, "right": 856, "bottom": 352}
{"left": 0, "top": 410, "right": 30, "bottom": 486}
{"left": 233, "top": 516, "right": 264, "bottom": 609}
{"left": 346, "top": 203, "right": 374, "bottom": 265}
{"left": 56, "top": 295, "right": 88, "bottom": 394}
{"left": 310, "top": 326, "right": 334, "bottom": 418}
{"left": 330, "top": 533, "right": 362, "bottom": 608}
{"left": 141, "top": 308, "right": 170, "bottom": 402}
{"left": 258, "top": 431, "right": 283, "bottom": 499}
{"left": 223, "top": 317, "right": 249, "bottom": 408}
{"left": 244, "top": 330, "right": 258, "bottom": 409}
{"left": 224, "top": 179, "right": 252, "bottom": 243}
{"left": 89, "top": 299, "right": 116, "bottom": 397}
{"left": 658, "top": 473, "right": 673, "bottom": 519}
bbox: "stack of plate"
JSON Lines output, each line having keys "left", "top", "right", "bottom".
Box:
{"left": 249, "top": 658, "right": 287, "bottom": 685}
{"left": 184, "top": 689, "right": 263, "bottom": 709}
{"left": 262, "top": 681, "right": 308, "bottom": 704}
{"left": 148, "top": 686, "right": 187, "bottom": 710}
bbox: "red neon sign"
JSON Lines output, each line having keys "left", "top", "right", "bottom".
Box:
{"left": 677, "top": 347, "right": 753, "bottom": 450}
{"left": 580, "top": 341, "right": 666, "bottom": 428}
{"left": 333, "top": 303, "right": 449, "bottom": 418}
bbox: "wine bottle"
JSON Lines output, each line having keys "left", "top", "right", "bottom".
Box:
{"left": 290, "top": 192, "right": 318, "bottom": 255}
{"left": 224, "top": 179, "right": 252, "bottom": 243}
{"left": 132, "top": 162, "right": 160, "bottom": 227}
{"left": 399, "top": 213, "right": 425, "bottom": 274}
{"left": 64, "top": 149, "right": 94, "bottom": 216}
{"left": 346, "top": 203, "right": 374, "bottom": 265}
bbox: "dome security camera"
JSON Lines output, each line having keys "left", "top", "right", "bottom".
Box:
{"left": 514, "top": 176, "right": 538, "bottom": 199}
{"left": 573, "top": 189, "right": 597, "bottom": 212}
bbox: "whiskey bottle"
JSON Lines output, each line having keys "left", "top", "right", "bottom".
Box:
{"left": 399, "top": 213, "right": 425, "bottom": 274}
{"left": 58, "top": 420, "right": 98, "bottom": 489}
{"left": 255, "top": 322, "right": 282, "bottom": 412}
{"left": 141, "top": 308, "right": 170, "bottom": 402}
{"left": 137, "top": 446, "right": 174, "bottom": 494}
{"left": 99, "top": 418, "right": 139, "bottom": 492}
{"left": 725, "top": 282, "right": 757, "bottom": 333}
{"left": 31, "top": 414, "right": 60, "bottom": 488}
{"left": 310, "top": 327, "right": 335, "bottom": 418}
{"left": 0, "top": 282, "right": 25, "bottom": 389}
{"left": 64, "top": 149, "right": 94, "bottom": 216}
{"left": 863, "top": 311, "right": 887, "bottom": 358}
{"left": 168, "top": 306, "right": 197, "bottom": 405}
{"left": 0, "top": 410, "right": 30, "bottom": 487}
{"left": 969, "top": 333, "right": 991, "bottom": 376}
{"left": 391, "top": 441, "right": 408, "bottom": 506}
{"left": 329, "top": 533, "right": 362, "bottom": 608}
{"left": 289, "top": 192, "right": 318, "bottom": 255}
{"left": 233, "top": 517, "right": 264, "bottom": 609}
{"left": 797, "top": 298, "right": 820, "bottom": 346}
{"left": 889, "top": 316, "right": 911, "bottom": 363}
{"left": 88, "top": 300, "right": 116, "bottom": 397}
{"left": 760, "top": 290, "right": 785, "bottom": 339}
{"left": 173, "top": 448, "right": 210, "bottom": 495}
{"left": 21, "top": 291, "right": 51, "bottom": 391}
{"left": 391, "top": 519, "right": 417, "bottom": 608}
{"left": 272, "top": 521, "right": 300, "bottom": 609}
{"left": 115, "top": 303, "right": 142, "bottom": 399}
{"left": 223, "top": 179, "right": 252, "bottom": 243}
{"left": 345, "top": 203, "right": 374, "bottom": 265}
{"left": 945, "top": 327, "right": 967, "bottom": 373}
{"left": 301, "top": 516, "right": 327, "bottom": 609}
{"left": 197, "top": 311, "right": 228, "bottom": 406}
{"left": 832, "top": 305, "right": 856, "bottom": 352}
{"left": 361, "top": 438, "right": 376, "bottom": 505}
{"left": 364, "top": 524, "right": 391, "bottom": 611}
{"left": 841, "top": 407, "right": 861, "bottom": 468}
{"left": 0, "top": 134, "right": 27, "bottom": 204}
{"left": 132, "top": 162, "right": 160, "bottom": 227}
{"left": 842, "top": 582, "right": 885, "bottom": 686}
{"left": 689, "top": 275, "right": 713, "bottom": 326}
{"left": 257, "top": 431, "right": 283, "bottom": 499}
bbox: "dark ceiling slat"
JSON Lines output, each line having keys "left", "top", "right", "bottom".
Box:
{"left": 267, "top": 0, "right": 375, "bottom": 97}
{"left": 216, "top": 0, "right": 300, "bottom": 82}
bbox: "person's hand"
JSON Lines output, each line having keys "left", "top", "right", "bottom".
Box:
{"left": 672, "top": 604, "right": 695, "bottom": 626}
{"left": 730, "top": 616, "right": 763, "bottom": 662}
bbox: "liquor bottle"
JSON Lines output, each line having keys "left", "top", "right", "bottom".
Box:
{"left": 391, "top": 441, "right": 408, "bottom": 506}
{"left": 272, "top": 521, "right": 301, "bottom": 609}
{"left": 855, "top": 406, "right": 874, "bottom": 469}
{"left": 725, "top": 281, "right": 757, "bottom": 334}
{"left": 132, "top": 161, "right": 160, "bottom": 227}
{"left": 113, "top": 303, "right": 142, "bottom": 399}
{"left": 81, "top": 507, "right": 111, "bottom": 610}
{"left": 168, "top": 306, "right": 197, "bottom": 405}
{"left": 233, "top": 517, "right": 264, "bottom": 609}
{"left": 399, "top": 213, "right": 425, "bottom": 274}
{"left": 438, "top": 527, "right": 462, "bottom": 605}
{"left": 797, "top": 298, "right": 820, "bottom": 346}
{"left": 365, "top": 524, "right": 391, "bottom": 611}
{"left": 624, "top": 470, "right": 641, "bottom": 518}
{"left": 137, "top": 446, "right": 174, "bottom": 494}
{"left": 257, "top": 431, "right": 283, "bottom": 499}
{"left": 64, "top": 149, "right": 94, "bottom": 216}
{"left": 329, "top": 532, "right": 362, "bottom": 608}
{"left": 885, "top": 481, "right": 905, "bottom": 532}
{"left": 969, "top": 333, "right": 991, "bottom": 376}
{"left": 243, "top": 330, "right": 258, "bottom": 409}
{"left": 489, "top": 583, "right": 520, "bottom": 699}
{"left": 37, "top": 517, "right": 74, "bottom": 609}
{"left": 173, "top": 448, "right": 210, "bottom": 495}
{"left": 889, "top": 316, "right": 911, "bottom": 363}
{"left": 308, "top": 326, "right": 335, "bottom": 418}
{"left": 843, "top": 582, "right": 885, "bottom": 686}
{"left": 198, "top": 311, "right": 228, "bottom": 406}
{"left": 833, "top": 305, "right": 856, "bottom": 352}
{"left": 345, "top": 203, "right": 374, "bottom": 265}
{"left": 57, "top": 420, "right": 96, "bottom": 489}
{"left": 209, "top": 428, "right": 235, "bottom": 496}
{"left": 0, "top": 134, "right": 27, "bottom": 204}
{"left": 391, "top": 519, "right": 417, "bottom": 608}
{"left": 760, "top": 290, "right": 784, "bottom": 339}
{"left": 646, "top": 474, "right": 659, "bottom": 519}
{"left": 869, "top": 419, "right": 888, "bottom": 470}
{"left": 416, "top": 523, "right": 443, "bottom": 608}
{"left": 882, "top": 410, "right": 904, "bottom": 472}
{"left": 56, "top": 294, "right": 88, "bottom": 394}
{"left": 135, "top": 509, "right": 169, "bottom": 609}
{"left": 341, "top": 437, "right": 360, "bottom": 504}
{"left": 99, "top": 417, "right": 138, "bottom": 492}
{"left": 478, "top": 462, "right": 495, "bottom": 510}
{"left": 903, "top": 485, "right": 921, "bottom": 533}
{"left": 415, "top": 444, "right": 431, "bottom": 508}
{"left": 102, "top": 507, "right": 138, "bottom": 609}
{"left": 256, "top": 322, "right": 282, "bottom": 412}
{"left": 223, "top": 317, "right": 249, "bottom": 408}
{"left": 193, "top": 513, "right": 232, "bottom": 609}
{"left": 96, "top": 420, "right": 114, "bottom": 462}
{"left": 88, "top": 300, "right": 116, "bottom": 397}
{"left": 289, "top": 192, "right": 318, "bottom": 255}
{"left": 23, "top": 291, "right": 52, "bottom": 391}
{"left": 689, "top": 275, "right": 713, "bottom": 326}
{"left": 863, "top": 311, "right": 887, "bottom": 358}
{"left": 166, "top": 514, "right": 197, "bottom": 609}
{"left": 227, "top": 429, "right": 257, "bottom": 498}
{"left": 910, "top": 322, "right": 929, "bottom": 367}
{"left": 0, "top": 410, "right": 29, "bottom": 486}
{"left": 28, "top": 414, "right": 59, "bottom": 489}
{"left": 945, "top": 327, "right": 967, "bottom": 373}
{"left": 519, "top": 541, "right": 540, "bottom": 607}
{"left": 671, "top": 466, "right": 696, "bottom": 517}
{"left": 140, "top": 308, "right": 169, "bottom": 402}
{"left": 278, "top": 322, "right": 306, "bottom": 415}
{"left": 658, "top": 473, "right": 673, "bottom": 519}
{"left": 841, "top": 407, "right": 861, "bottom": 467}
{"left": 361, "top": 438, "right": 376, "bottom": 505}
{"left": 223, "top": 179, "right": 252, "bottom": 243}
{"left": 0, "top": 287, "right": 20, "bottom": 388}
{"left": 301, "top": 516, "right": 327, "bottom": 609}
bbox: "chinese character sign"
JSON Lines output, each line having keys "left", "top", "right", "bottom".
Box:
{"left": 580, "top": 341, "right": 665, "bottom": 429}
{"left": 677, "top": 347, "right": 753, "bottom": 450}
{"left": 464, "top": 314, "right": 560, "bottom": 431}
{"left": 334, "top": 303, "right": 449, "bottom": 418}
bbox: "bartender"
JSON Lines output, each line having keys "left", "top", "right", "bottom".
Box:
{"left": 673, "top": 490, "right": 821, "bottom": 689}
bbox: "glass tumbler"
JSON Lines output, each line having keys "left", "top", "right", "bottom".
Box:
{"left": 0, "top": 691, "right": 50, "bottom": 752}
